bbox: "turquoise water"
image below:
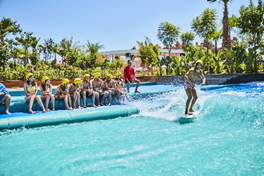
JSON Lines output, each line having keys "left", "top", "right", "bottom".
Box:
{"left": 0, "top": 82, "right": 264, "bottom": 175}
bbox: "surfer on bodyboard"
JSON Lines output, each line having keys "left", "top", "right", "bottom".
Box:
{"left": 184, "top": 60, "right": 206, "bottom": 115}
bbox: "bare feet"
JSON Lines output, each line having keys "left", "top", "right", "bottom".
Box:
{"left": 117, "top": 102, "right": 121, "bottom": 105}
{"left": 52, "top": 107, "right": 55, "bottom": 111}
{"left": 135, "top": 90, "right": 140, "bottom": 93}
{"left": 67, "top": 107, "right": 73, "bottom": 110}
{"left": 92, "top": 104, "right": 97, "bottom": 108}
{"left": 128, "top": 98, "right": 131, "bottom": 102}
{"left": 42, "top": 109, "right": 46, "bottom": 113}
{"left": 29, "top": 110, "right": 35, "bottom": 114}
{"left": 5, "top": 111, "right": 11, "bottom": 115}
{"left": 78, "top": 106, "right": 82, "bottom": 109}
{"left": 185, "top": 111, "right": 193, "bottom": 115}
{"left": 73, "top": 105, "right": 76, "bottom": 109}
{"left": 189, "top": 109, "right": 196, "bottom": 113}
{"left": 83, "top": 105, "right": 87, "bottom": 108}
{"left": 46, "top": 109, "right": 51, "bottom": 112}
{"left": 100, "top": 102, "right": 104, "bottom": 106}
{"left": 108, "top": 102, "right": 111, "bottom": 106}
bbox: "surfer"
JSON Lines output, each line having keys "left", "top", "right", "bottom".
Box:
{"left": 184, "top": 60, "right": 205, "bottom": 115}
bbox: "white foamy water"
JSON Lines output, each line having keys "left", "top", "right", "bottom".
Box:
{"left": 221, "top": 91, "right": 247, "bottom": 97}
{"left": 131, "top": 88, "right": 214, "bottom": 122}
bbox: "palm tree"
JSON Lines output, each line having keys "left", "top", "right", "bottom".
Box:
{"left": 208, "top": 0, "right": 233, "bottom": 50}
{"left": 16, "top": 48, "right": 30, "bottom": 65}
{"left": 79, "top": 46, "right": 88, "bottom": 70}
{"left": 60, "top": 37, "right": 80, "bottom": 53}
{"left": 85, "top": 41, "right": 104, "bottom": 68}
{"left": 15, "top": 32, "right": 34, "bottom": 65}
{"left": 30, "top": 37, "right": 40, "bottom": 65}
{"left": 0, "top": 17, "right": 21, "bottom": 43}
{"left": 85, "top": 41, "right": 104, "bottom": 55}
{"left": 59, "top": 37, "right": 80, "bottom": 64}
{"left": 38, "top": 38, "right": 55, "bottom": 62}
{"left": 37, "top": 44, "right": 47, "bottom": 62}
{"left": 0, "top": 18, "right": 21, "bottom": 70}
{"left": 51, "top": 44, "right": 59, "bottom": 64}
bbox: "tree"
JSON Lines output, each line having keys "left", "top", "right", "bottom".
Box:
{"left": 229, "top": 14, "right": 238, "bottom": 33}
{"left": 212, "top": 30, "right": 223, "bottom": 54}
{"left": 51, "top": 43, "right": 59, "bottom": 64}
{"left": 66, "top": 47, "right": 81, "bottom": 66}
{"left": 0, "top": 17, "right": 21, "bottom": 43}
{"left": 38, "top": 38, "right": 54, "bottom": 62}
{"left": 15, "top": 31, "right": 35, "bottom": 66}
{"left": 0, "top": 40, "right": 12, "bottom": 71}
{"left": 157, "top": 22, "right": 180, "bottom": 59}
{"left": 137, "top": 37, "right": 161, "bottom": 74}
{"left": 9, "top": 39, "right": 20, "bottom": 66}
{"left": 155, "top": 57, "right": 166, "bottom": 76}
{"left": 0, "top": 18, "right": 21, "bottom": 70}
{"left": 180, "top": 31, "right": 195, "bottom": 50}
{"left": 260, "top": 38, "right": 264, "bottom": 55}
{"left": 236, "top": 0, "right": 264, "bottom": 72}
{"left": 60, "top": 37, "right": 80, "bottom": 53}
{"left": 78, "top": 46, "right": 88, "bottom": 70}
{"left": 16, "top": 48, "right": 31, "bottom": 65}
{"left": 30, "top": 37, "right": 40, "bottom": 65}
{"left": 224, "top": 48, "right": 246, "bottom": 73}
{"left": 59, "top": 37, "right": 81, "bottom": 64}
{"left": 85, "top": 41, "right": 104, "bottom": 68}
{"left": 191, "top": 8, "right": 218, "bottom": 56}
{"left": 109, "top": 56, "right": 125, "bottom": 73}
{"left": 207, "top": 0, "right": 233, "bottom": 50}
{"left": 37, "top": 44, "right": 47, "bottom": 62}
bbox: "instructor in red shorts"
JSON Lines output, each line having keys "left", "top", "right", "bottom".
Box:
{"left": 124, "top": 60, "right": 140, "bottom": 93}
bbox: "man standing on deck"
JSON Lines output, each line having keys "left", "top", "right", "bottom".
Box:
{"left": 124, "top": 60, "right": 140, "bottom": 93}
{"left": 184, "top": 60, "right": 206, "bottom": 115}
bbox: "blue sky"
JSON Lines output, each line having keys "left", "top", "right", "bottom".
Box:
{"left": 0, "top": 0, "right": 257, "bottom": 52}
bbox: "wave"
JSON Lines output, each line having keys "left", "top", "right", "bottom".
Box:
{"left": 131, "top": 86, "right": 264, "bottom": 129}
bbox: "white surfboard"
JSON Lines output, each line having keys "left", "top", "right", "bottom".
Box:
{"left": 179, "top": 112, "right": 199, "bottom": 123}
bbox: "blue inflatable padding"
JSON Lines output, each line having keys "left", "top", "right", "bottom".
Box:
{"left": 0, "top": 105, "right": 139, "bottom": 130}
{"left": 0, "top": 95, "right": 119, "bottom": 114}
{"left": 7, "top": 82, "right": 157, "bottom": 97}
{"left": 0, "top": 83, "right": 178, "bottom": 130}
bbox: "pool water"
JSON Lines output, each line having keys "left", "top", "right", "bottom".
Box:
{"left": 0, "top": 82, "right": 263, "bottom": 175}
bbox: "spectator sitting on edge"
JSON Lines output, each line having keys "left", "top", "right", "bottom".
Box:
{"left": 0, "top": 83, "right": 11, "bottom": 115}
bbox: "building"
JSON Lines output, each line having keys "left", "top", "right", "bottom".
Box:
{"left": 101, "top": 48, "right": 184, "bottom": 70}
